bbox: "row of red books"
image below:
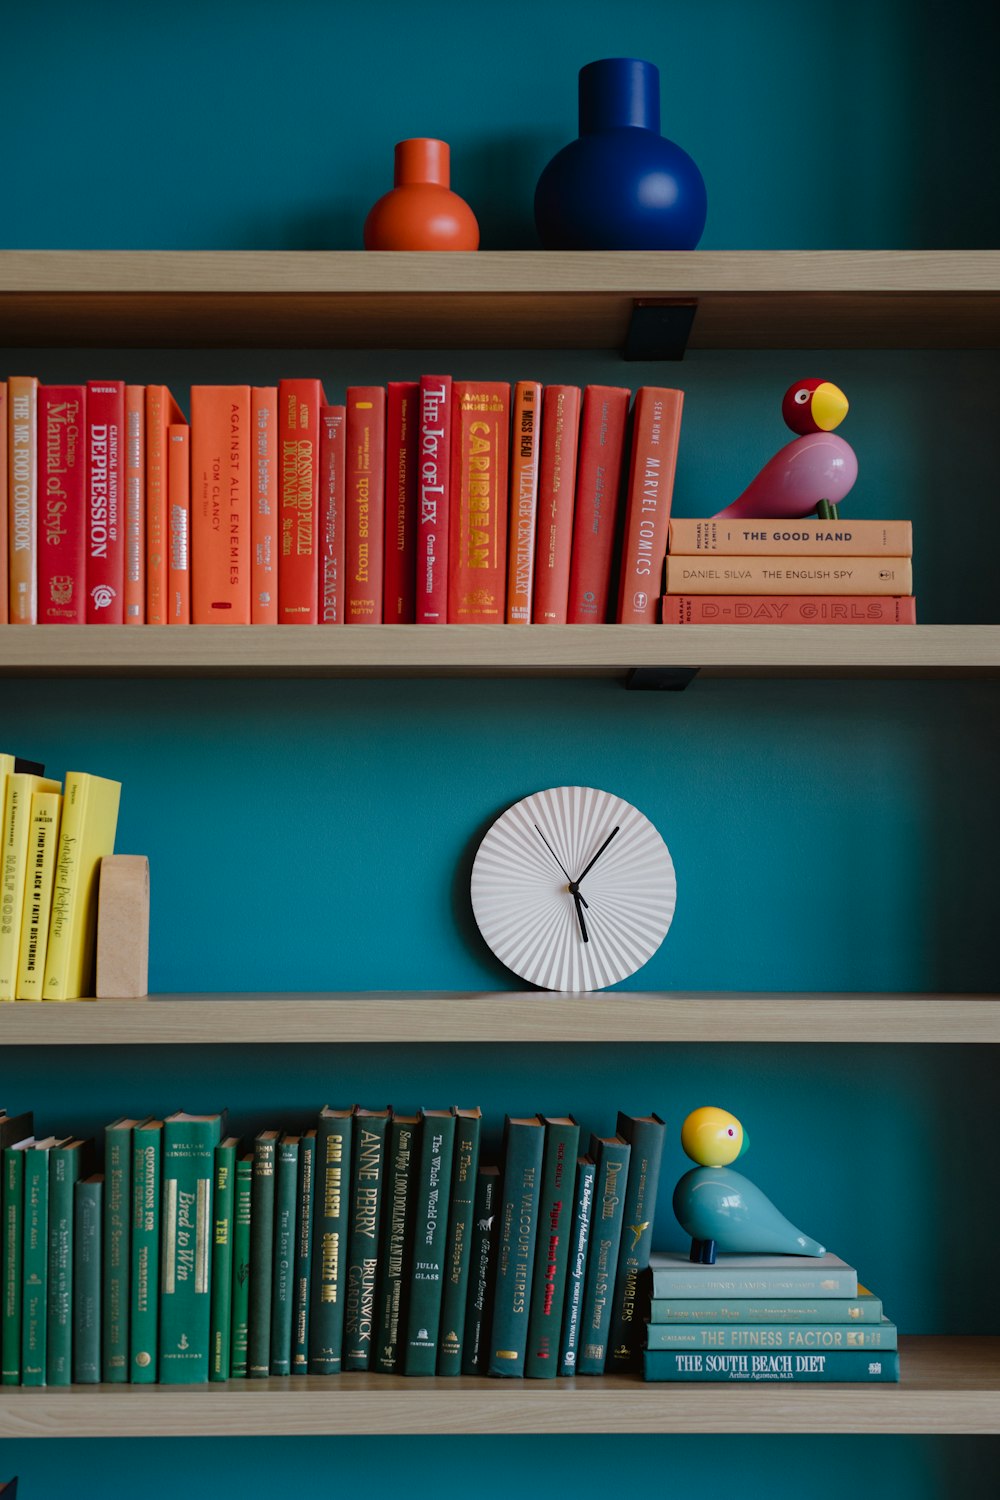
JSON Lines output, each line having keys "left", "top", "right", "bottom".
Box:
{"left": 0, "top": 376, "right": 683, "bottom": 626}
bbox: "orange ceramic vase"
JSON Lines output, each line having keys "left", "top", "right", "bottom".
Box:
{"left": 363, "top": 138, "right": 479, "bottom": 250}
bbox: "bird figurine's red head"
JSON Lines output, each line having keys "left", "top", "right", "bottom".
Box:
{"left": 782, "top": 378, "right": 849, "bottom": 436}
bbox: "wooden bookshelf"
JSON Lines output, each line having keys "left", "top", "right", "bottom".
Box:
{"left": 3, "top": 992, "right": 997, "bottom": 1046}
{"left": 0, "top": 1339, "right": 994, "bottom": 1436}
{"left": 0, "top": 249, "right": 998, "bottom": 349}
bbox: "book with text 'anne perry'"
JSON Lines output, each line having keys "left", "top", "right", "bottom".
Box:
{"left": 649, "top": 1251, "right": 859, "bottom": 1300}
{"left": 343, "top": 1106, "right": 390, "bottom": 1371}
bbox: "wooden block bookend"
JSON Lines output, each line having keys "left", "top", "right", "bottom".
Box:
{"left": 96, "top": 855, "right": 150, "bottom": 998}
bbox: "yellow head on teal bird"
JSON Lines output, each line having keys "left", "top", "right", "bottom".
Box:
{"left": 681, "top": 1106, "right": 748, "bottom": 1167}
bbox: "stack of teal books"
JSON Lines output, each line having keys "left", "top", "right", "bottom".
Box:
{"left": 642, "top": 1252, "right": 899, "bottom": 1384}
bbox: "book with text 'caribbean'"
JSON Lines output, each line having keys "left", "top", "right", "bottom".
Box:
{"left": 448, "top": 381, "right": 511, "bottom": 623}
{"left": 643, "top": 1348, "right": 899, "bottom": 1382}
{"left": 649, "top": 1251, "right": 859, "bottom": 1300}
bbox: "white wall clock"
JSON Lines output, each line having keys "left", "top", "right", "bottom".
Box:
{"left": 470, "top": 786, "right": 677, "bottom": 992}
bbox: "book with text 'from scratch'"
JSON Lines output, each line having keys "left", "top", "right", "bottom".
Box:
{"left": 668, "top": 517, "right": 913, "bottom": 556}
{"left": 449, "top": 382, "right": 511, "bottom": 623}
{"left": 191, "top": 386, "right": 251, "bottom": 624}
{"left": 42, "top": 771, "right": 121, "bottom": 1001}
{"left": 663, "top": 595, "right": 917, "bottom": 624}
{"left": 346, "top": 387, "right": 386, "bottom": 623}
{"left": 649, "top": 1251, "right": 859, "bottom": 1300}
{"left": 664, "top": 556, "right": 913, "bottom": 597}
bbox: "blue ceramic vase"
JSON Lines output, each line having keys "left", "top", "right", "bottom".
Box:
{"left": 534, "top": 58, "right": 707, "bottom": 251}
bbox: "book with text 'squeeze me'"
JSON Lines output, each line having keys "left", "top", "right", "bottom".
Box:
{"left": 649, "top": 1251, "right": 859, "bottom": 1300}
{"left": 643, "top": 1348, "right": 900, "bottom": 1382}
{"left": 309, "top": 1106, "right": 353, "bottom": 1375}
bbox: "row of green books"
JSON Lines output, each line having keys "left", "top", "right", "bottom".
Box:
{"left": 0, "top": 1106, "right": 666, "bottom": 1386}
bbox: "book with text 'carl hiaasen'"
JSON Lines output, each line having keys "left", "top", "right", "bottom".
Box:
{"left": 278, "top": 379, "right": 326, "bottom": 623}
{"left": 167, "top": 422, "right": 190, "bottom": 623}
{"left": 558, "top": 1154, "right": 596, "bottom": 1376}
{"left": 1, "top": 1116, "right": 35, "bottom": 1386}
{"left": 384, "top": 381, "right": 419, "bottom": 623}
{"left": 15, "top": 790, "right": 63, "bottom": 1001}
{"left": 38, "top": 385, "right": 86, "bottom": 624}
{"left": 209, "top": 1136, "right": 238, "bottom": 1382}
{"left": 47, "top": 1137, "right": 92, "bottom": 1386}
{"left": 416, "top": 376, "right": 452, "bottom": 624}
{"left": 374, "top": 1113, "right": 420, "bottom": 1375}
{"left": 404, "top": 1108, "right": 457, "bottom": 1376}
{"left": 22, "top": 1138, "right": 68, "bottom": 1385}
{"left": 576, "top": 1133, "right": 631, "bottom": 1375}
{"left": 567, "top": 385, "right": 631, "bottom": 624}
{"left": 103, "top": 1117, "right": 137, "bottom": 1383}
{"left": 437, "top": 1106, "right": 482, "bottom": 1376}
{"left": 229, "top": 1151, "right": 252, "bottom": 1378}
{"left": 8, "top": 375, "right": 38, "bottom": 624}
{"left": 1, "top": 773, "right": 60, "bottom": 1001}
{"left": 42, "top": 771, "right": 121, "bottom": 1002}
{"left": 145, "top": 385, "right": 185, "bottom": 624}
{"left": 130, "top": 1117, "right": 162, "bottom": 1382}
{"left": 448, "top": 381, "right": 511, "bottom": 623}
{"left": 308, "top": 1106, "right": 353, "bottom": 1375}
{"left": 505, "top": 379, "right": 542, "bottom": 625}
{"left": 190, "top": 385, "right": 251, "bottom": 624}
{"left": 487, "top": 1115, "right": 545, "bottom": 1378}
{"left": 650, "top": 1288, "right": 884, "bottom": 1323}
{"left": 247, "top": 1128, "right": 278, "bottom": 1379}
{"left": 291, "top": 1127, "right": 316, "bottom": 1374}
{"left": 160, "top": 1111, "right": 225, "bottom": 1384}
{"left": 86, "top": 379, "right": 125, "bottom": 623}
{"left": 645, "top": 1318, "right": 898, "bottom": 1351}
{"left": 663, "top": 595, "right": 917, "bottom": 624}
{"left": 73, "top": 1173, "right": 102, "bottom": 1384}
{"left": 668, "top": 517, "right": 914, "bottom": 557}
{"left": 269, "top": 1133, "right": 299, "bottom": 1376}
{"left": 343, "top": 1106, "right": 390, "bottom": 1371}
{"left": 664, "top": 556, "right": 913, "bottom": 597}
{"left": 532, "top": 384, "right": 580, "bottom": 625}
{"left": 251, "top": 387, "right": 278, "bottom": 624}
{"left": 345, "top": 387, "right": 386, "bottom": 624}
{"left": 649, "top": 1251, "right": 859, "bottom": 1300}
{"left": 318, "top": 406, "right": 346, "bottom": 625}
{"left": 606, "top": 1111, "right": 666, "bottom": 1372}
{"left": 643, "top": 1347, "right": 900, "bottom": 1382}
{"left": 617, "top": 387, "right": 684, "bottom": 624}
{"left": 460, "top": 1164, "right": 500, "bottom": 1376}
{"left": 524, "top": 1116, "right": 580, "bottom": 1379}
{"left": 124, "top": 384, "right": 145, "bottom": 623}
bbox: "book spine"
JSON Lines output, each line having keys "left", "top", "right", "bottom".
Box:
{"left": 130, "top": 1121, "right": 161, "bottom": 1382}
{"left": 415, "top": 376, "right": 452, "bottom": 623}
{"left": 8, "top": 376, "right": 38, "bottom": 624}
{"left": 558, "top": 1157, "right": 596, "bottom": 1376}
{"left": 532, "top": 385, "right": 581, "bottom": 624}
{"left": 460, "top": 1166, "right": 499, "bottom": 1375}
{"left": 0, "top": 382, "right": 7, "bottom": 622}
{"left": 384, "top": 382, "right": 419, "bottom": 623}
{"left": 0, "top": 775, "right": 58, "bottom": 1001}
{"left": 617, "top": 387, "right": 684, "bottom": 623}
{"left": 606, "top": 1113, "right": 666, "bottom": 1371}
{"left": 487, "top": 1118, "right": 545, "bottom": 1377}
{"left": 308, "top": 1110, "right": 353, "bottom": 1374}
{"left": 650, "top": 1266, "right": 859, "bottom": 1298}
{"left": 86, "top": 380, "right": 125, "bottom": 622}
{"left": 14, "top": 789, "right": 61, "bottom": 1001}
{"left": 21, "top": 1149, "right": 49, "bottom": 1385}
{"left": 191, "top": 385, "right": 251, "bottom": 623}
{"left": 343, "top": 1112, "right": 389, "bottom": 1370}
{"left": 646, "top": 1320, "right": 898, "bottom": 1351}
{"left": 576, "top": 1137, "right": 631, "bottom": 1375}
{"left": 650, "top": 1294, "right": 884, "bottom": 1323}
{"left": 291, "top": 1130, "right": 315, "bottom": 1373}
{"left": 247, "top": 1134, "right": 276, "bottom": 1378}
{"left": 403, "top": 1112, "right": 457, "bottom": 1375}
{"left": 43, "top": 773, "right": 121, "bottom": 1002}
{"left": 318, "top": 406, "right": 346, "bottom": 625}
{"left": 525, "top": 1119, "right": 581, "bottom": 1378}
{"left": 160, "top": 1117, "right": 219, "bottom": 1383}
{"left": 102, "top": 1122, "right": 132, "bottom": 1382}
{"left": 374, "top": 1116, "right": 418, "bottom": 1374}
{"left": 73, "top": 1177, "right": 102, "bottom": 1383}
{"left": 124, "top": 385, "right": 145, "bottom": 622}
{"left": 446, "top": 381, "right": 511, "bottom": 623}
{"left": 167, "top": 424, "right": 190, "bottom": 622}
{"left": 229, "top": 1154, "right": 252, "bottom": 1378}
{"left": 46, "top": 1145, "right": 82, "bottom": 1385}
{"left": 269, "top": 1136, "right": 299, "bottom": 1375}
{"left": 1, "top": 1150, "right": 25, "bottom": 1383}
{"left": 38, "top": 386, "right": 86, "bottom": 624}
{"left": 278, "top": 379, "right": 322, "bottom": 623}
{"left": 668, "top": 518, "right": 914, "bottom": 556}
{"left": 664, "top": 556, "right": 914, "bottom": 597}
{"left": 251, "top": 387, "right": 278, "bottom": 624}
{"left": 662, "top": 594, "right": 918, "bottom": 624}
{"left": 505, "top": 380, "right": 542, "bottom": 623}
{"left": 437, "top": 1108, "right": 482, "bottom": 1375}
{"left": 643, "top": 1349, "right": 900, "bottom": 1382}
{"left": 345, "top": 387, "right": 386, "bottom": 623}
{"left": 145, "top": 386, "right": 179, "bottom": 624}
{"left": 209, "top": 1140, "right": 236, "bottom": 1381}
{"left": 567, "top": 385, "right": 631, "bottom": 623}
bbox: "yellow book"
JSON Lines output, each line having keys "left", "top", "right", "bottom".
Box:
{"left": 15, "top": 790, "right": 63, "bottom": 1001}
{"left": 0, "top": 774, "right": 61, "bottom": 1001}
{"left": 43, "top": 772, "right": 122, "bottom": 1002}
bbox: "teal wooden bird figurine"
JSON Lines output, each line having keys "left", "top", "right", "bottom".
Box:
{"left": 673, "top": 1106, "right": 826, "bottom": 1266}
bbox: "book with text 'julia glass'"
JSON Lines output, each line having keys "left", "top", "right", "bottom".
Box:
{"left": 461, "top": 1164, "right": 500, "bottom": 1375}
{"left": 649, "top": 1288, "right": 883, "bottom": 1323}
{"left": 42, "top": 771, "right": 121, "bottom": 1001}
{"left": 73, "top": 1172, "right": 102, "bottom": 1383}
{"left": 524, "top": 1116, "right": 580, "bottom": 1378}
{"left": 1, "top": 773, "right": 60, "bottom": 1001}
{"left": 345, "top": 387, "right": 386, "bottom": 624}
{"left": 318, "top": 406, "right": 346, "bottom": 625}
{"left": 664, "top": 556, "right": 913, "bottom": 597}
{"left": 416, "top": 375, "right": 452, "bottom": 624}
{"left": 384, "top": 381, "right": 419, "bottom": 623}
{"left": 437, "top": 1106, "right": 482, "bottom": 1375}
{"left": 404, "top": 1108, "right": 457, "bottom": 1375}
{"left": 247, "top": 1128, "right": 278, "bottom": 1378}
{"left": 291, "top": 1127, "right": 316, "bottom": 1373}
{"left": 643, "top": 1347, "right": 900, "bottom": 1382}
{"left": 308, "top": 1105, "right": 353, "bottom": 1374}
{"left": 15, "top": 790, "right": 63, "bottom": 1001}
{"left": 645, "top": 1317, "right": 898, "bottom": 1351}
{"left": 103, "top": 1117, "right": 136, "bottom": 1382}
{"left": 1, "top": 1117, "right": 35, "bottom": 1385}
{"left": 47, "top": 1136, "right": 92, "bottom": 1385}
{"left": 606, "top": 1111, "right": 665, "bottom": 1372}
{"left": 617, "top": 387, "right": 684, "bottom": 623}
{"left": 38, "top": 384, "right": 86, "bottom": 624}
{"left": 343, "top": 1106, "right": 390, "bottom": 1371}
{"left": 668, "top": 517, "right": 913, "bottom": 557}
{"left": 269, "top": 1132, "right": 299, "bottom": 1376}
{"left": 86, "top": 379, "right": 125, "bottom": 623}
{"left": 649, "top": 1251, "right": 859, "bottom": 1300}
{"left": 487, "top": 1114, "right": 545, "bottom": 1377}
{"left": 166, "top": 422, "right": 190, "bottom": 622}
{"left": 145, "top": 385, "right": 185, "bottom": 624}
{"left": 567, "top": 385, "right": 631, "bottom": 624}
{"left": 558, "top": 1154, "right": 596, "bottom": 1376}
{"left": 124, "top": 384, "right": 145, "bottom": 624}
{"left": 532, "top": 384, "right": 580, "bottom": 625}
{"left": 505, "top": 379, "right": 542, "bottom": 624}
{"left": 448, "top": 381, "right": 511, "bottom": 623}
{"left": 576, "top": 1134, "right": 631, "bottom": 1375}
{"left": 374, "top": 1113, "right": 420, "bottom": 1374}
{"left": 278, "top": 379, "right": 326, "bottom": 623}
{"left": 159, "top": 1111, "right": 224, "bottom": 1384}
{"left": 190, "top": 385, "right": 251, "bottom": 624}
{"left": 209, "top": 1135, "right": 238, "bottom": 1382}
{"left": 229, "top": 1150, "right": 252, "bottom": 1378}
{"left": 130, "top": 1117, "right": 162, "bottom": 1382}
{"left": 8, "top": 376, "right": 38, "bottom": 624}
{"left": 663, "top": 595, "right": 917, "bottom": 624}
{"left": 251, "top": 387, "right": 278, "bottom": 624}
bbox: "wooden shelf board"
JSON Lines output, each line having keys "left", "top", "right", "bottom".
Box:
{"left": 1, "top": 250, "right": 998, "bottom": 348}
{"left": 3, "top": 992, "right": 997, "bottom": 1046}
{"left": 1, "top": 624, "right": 999, "bottom": 680}
{"left": 0, "top": 1339, "right": 994, "bottom": 1436}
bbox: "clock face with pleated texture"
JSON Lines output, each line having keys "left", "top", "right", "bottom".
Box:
{"left": 470, "top": 786, "right": 677, "bottom": 992}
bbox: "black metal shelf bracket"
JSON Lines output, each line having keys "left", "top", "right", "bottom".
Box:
{"left": 623, "top": 299, "right": 699, "bottom": 361}
{"left": 626, "top": 666, "right": 700, "bottom": 691}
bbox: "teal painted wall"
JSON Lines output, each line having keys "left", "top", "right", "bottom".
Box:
{"left": 2, "top": 0, "right": 999, "bottom": 1494}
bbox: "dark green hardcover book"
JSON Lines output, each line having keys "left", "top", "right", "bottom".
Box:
{"left": 403, "top": 1109, "right": 457, "bottom": 1376}
{"left": 643, "top": 1348, "right": 900, "bottom": 1382}
{"left": 269, "top": 1133, "right": 299, "bottom": 1375}
{"left": 524, "top": 1116, "right": 580, "bottom": 1379}
{"left": 130, "top": 1118, "right": 162, "bottom": 1383}
{"left": 558, "top": 1155, "right": 596, "bottom": 1375}
{"left": 102, "top": 1117, "right": 138, "bottom": 1383}
{"left": 247, "top": 1129, "right": 278, "bottom": 1379}
{"left": 22, "top": 1138, "right": 64, "bottom": 1385}
{"left": 606, "top": 1112, "right": 665, "bottom": 1371}
{"left": 291, "top": 1127, "right": 316, "bottom": 1374}
{"left": 460, "top": 1165, "right": 500, "bottom": 1375}
{"left": 229, "top": 1151, "right": 253, "bottom": 1378}
{"left": 73, "top": 1173, "right": 103, "bottom": 1384}
{"left": 373, "top": 1113, "right": 420, "bottom": 1374}
{"left": 308, "top": 1105, "right": 353, "bottom": 1375}
{"left": 343, "top": 1106, "right": 389, "bottom": 1371}
{"left": 437, "top": 1106, "right": 482, "bottom": 1376}
{"left": 487, "top": 1115, "right": 545, "bottom": 1378}
{"left": 576, "top": 1134, "right": 631, "bottom": 1375}
{"left": 159, "top": 1111, "right": 225, "bottom": 1384}
{"left": 209, "top": 1136, "right": 238, "bottom": 1381}
{"left": 2, "top": 1113, "right": 34, "bottom": 1386}
{"left": 46, "top": 1137, "right": 90, "bottom": 1385}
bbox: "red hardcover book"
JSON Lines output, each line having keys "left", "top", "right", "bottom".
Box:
{"left": 251, "top": 387, "right": 278, "bottom": 624}
{"left": 532, "top": 385, "right": 581, "bottom": 624}
{"left": 0, "top": 382, "right": 7, "bottom": 622}
{"left": 319, "top": 405, "right": 346, "bottom": 624}
{"left": 616, "top": 387, "right": 684, "bottom": 624}
{"left": 86, "top": 379, "right": 125, "bottom": 623}
{"left": 145, "top": 385, "right": 185, "bottom": 624}
{"left": 278, "top": 378, "right": 325, "bottom": 624}
{"left": 567, "top": 385, "right": 630, "bottom": 624}
{"left": 384, "top": 381, "right": 419, "bottom": 623}
{"left": 415, "top": 375, "right": 452, "bottom": 624}
{"left": 167, "top": 423, "right": 190, "bottom": 623}
{"left": 38, "top": 385, "right": 87, "bottom": 624}
{"left": 448, "top": 381, "right": 510, "bottom": 624}
{"left": 505, "top": 380, "right": 542, "bottom": 624}
{"left": 124, "top": 385, "right": 145, "bottom": 624}
{"left": 662, "top": 595, "right": 918, "bottom": 625}
{"left": 191, "top": 385, "right": 251, "bottom": 624}
{"left": 345, "top": 386, "right": 386, "bottom": 623}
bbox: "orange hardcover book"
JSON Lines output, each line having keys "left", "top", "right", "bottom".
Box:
{"left": 532, "top": 385, "right": 581, "bottom": 624}
{"left": 319, "top": 405, "right": 346, "bottom": 624}
{"left": 448, "top": 381, "right": 511, "bottom": 623}
{"left": 0, "top": 382, "right": 7, "bottom": 623}
{"left": 505, "top": 380, "right": 542, "bottom": 624}
{"left": 667, "top": 518, "right": 914, "bottom": 557}
{"left": 567, "top": 385, "right": 631, "bottom": 623}
{"left": 278, "top": 378, "right": 326, "bottom": 624}
{"left": 124, "top": 385, "right": 145, "bottom": 624}
{"left": 384, "top": 382, "right": 419, "bottom": 623}
{"left": 663, "top": 555, "right": 913, "bottom": 596}
{"left": 167, "top": 423, "right": 190, "bottom": 623}
{"left": 191, "top": 386, "right": 251, "bottom": 624}
{"left": 662, "top": 594, "right": 918, "bottom": 624}
{"left": 616, "top": 387, "right": 684, "bottom": 624}
{"left": 146, "top": 385, "right": 185, "bottom": 624}
{"left": 8, "top": 375, "right": 39, "bottom": 624}
{"left": 345, "top": 386, "right": 386, "bottom": 623}
{"left": 251, "top": 387, "right": 278, "bottom": 624}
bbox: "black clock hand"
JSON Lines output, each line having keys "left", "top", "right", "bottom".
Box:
{"left": 574, "top": 825, "right": 621, "bottom": 886}
{"left": 571, "top": 890, "right": 589, "bottom": 943}
{"left": 534, "top": 823, "right": 573, "bottom": 884}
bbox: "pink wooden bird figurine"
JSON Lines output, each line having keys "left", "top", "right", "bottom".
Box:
{"left": 714, "top": 379, "right": 858, "bottom": 521}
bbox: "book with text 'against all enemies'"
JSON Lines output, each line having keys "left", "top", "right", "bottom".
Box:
{"left": 190, "top": 385, "right": 251, "bottom": 624}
